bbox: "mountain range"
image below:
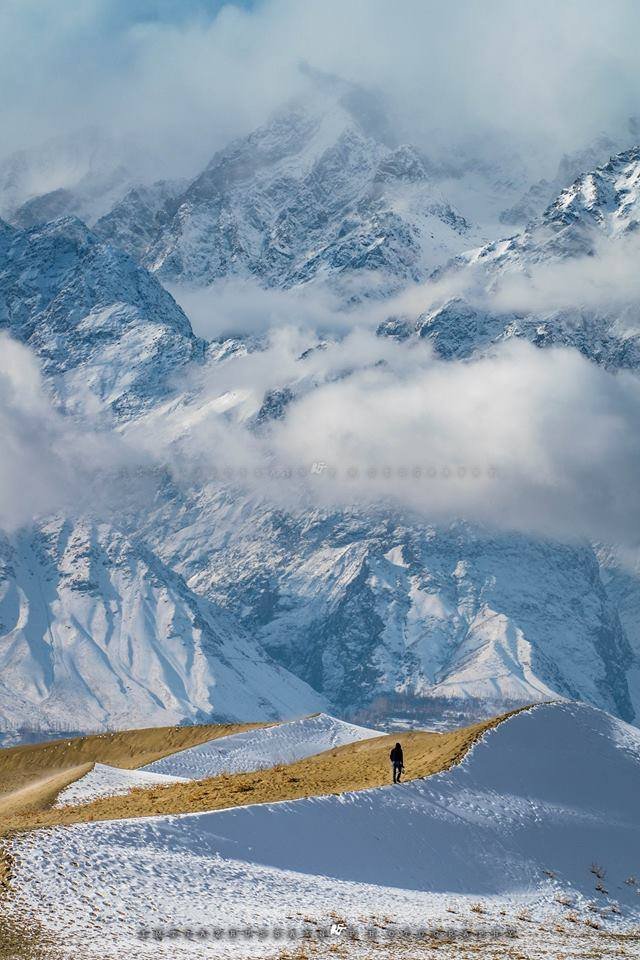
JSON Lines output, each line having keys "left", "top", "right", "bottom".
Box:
{"left": 1, "top": 84, "right": 640, "bottom": 739}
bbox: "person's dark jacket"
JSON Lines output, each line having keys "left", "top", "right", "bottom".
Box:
{"left": 390, "top": 744, "right": 403, "bottom": 765}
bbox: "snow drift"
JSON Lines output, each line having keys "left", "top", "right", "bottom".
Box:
{"left": 54, "top": 763, "right": 189, "bottom": 808}
{"left": 7, "top": 702, "right": 640, "bottom": 959}
{"left": 143, "top": 713, "right": 381, "bottom": 779}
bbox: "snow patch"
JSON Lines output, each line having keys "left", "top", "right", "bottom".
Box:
{"left": 144, "top": 713, "right": 382, "bottom": 779}
{"left": 55, "top": 763, "right": 189, "bottom": 808}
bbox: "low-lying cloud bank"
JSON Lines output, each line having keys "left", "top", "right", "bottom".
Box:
{"left": 170, "top": 228, "right": 640, "bottom": 350}
{"left": 132, "top": 331, "right": 640, "bottom": 548}
{"left": 268, "top": 339, "right": 640, "bottom": 545}
{"left": 375, "top": 231, "right": 640, "bottom": 328}
{"left": 2, "top": 321, "right": 639, "bottom": 548}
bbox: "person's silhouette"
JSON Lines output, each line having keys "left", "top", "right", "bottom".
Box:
{"left": 390, "top": 742, "right": 404, "bottom": 783}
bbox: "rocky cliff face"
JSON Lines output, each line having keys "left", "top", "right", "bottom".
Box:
{"left": 96, "top": 97, "right": 484, "bottom": 292}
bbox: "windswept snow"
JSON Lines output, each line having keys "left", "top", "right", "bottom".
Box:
{"left": 54, "top": 763, "right": 189, "bottom": 808}
{"left": 7, "top": 703, "right": 640, "bottom": 958}
{"left": 143, "top": 713, "right": 381, "bottom": 779}
{"left": 50, "top": 713, "right": 380, "bottom": 808}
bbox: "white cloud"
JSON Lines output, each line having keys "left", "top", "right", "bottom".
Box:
{"left": 0, "top": 334, "right": 150, "bottom": 530}
{"left": 120, "top": 328, "right": 640, "bottom": 548}
{"left": 168, "top": 279, "right": 352, "bottom": 340}
{"left": 4, "top": 321, "right": 640, "bottom": 548}
{"left": 3, "top": 0, "right": 640, "bottom": 179}
{"left": 265, "top": 338, "right": 640, "bottom": 546}
{"left": 492, "top": 233, "right": 640, "bottom": 316}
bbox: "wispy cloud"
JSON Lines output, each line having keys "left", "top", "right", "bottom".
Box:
{"left": 114, "top": 329, "right": 640, "bottom": 548}
{"left": 2, "top": 1, "right": 640, "bottom": 179}
{"left": 0, "top": 334, "right": 151, "bottom": 530}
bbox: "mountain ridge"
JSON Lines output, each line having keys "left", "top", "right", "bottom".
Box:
{"left": 1, "top": 111, "right": 640, "bottom": 735}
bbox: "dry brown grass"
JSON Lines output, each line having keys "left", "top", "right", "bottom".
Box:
{"left": 0, "top": 718, "right": 274, "bottom": 957}
{"left": 0, "top": 910, "right": 63, "bottom": 960}
{"left": 0, "top": 719, "right": 270, "bottom": 797}
{"left": 0, "top": 708, "right": 528, "bottom": 838}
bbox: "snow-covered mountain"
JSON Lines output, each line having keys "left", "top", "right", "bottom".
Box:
{"left": 404, "top": 146, "right": 640, "bottom": 368}
{"left": 2, "top": 105, "right": 640, "bottom": 735}
{"left": 0, "top": 216, "right": 329, "bottom": 735}
{"left": 95, "top": 93, "right": 485, "bottom": 293}
{"left": 0, "top": 215, "right": 203, "bottom": 415}
{"left": 135, "top": 488, "right": 635, "bottom": 724}
{"left": 499, "top": 120, "right": 640, "bottom": 225}
{"left": 0, "top": 518, "right": 326, "bottom": 737}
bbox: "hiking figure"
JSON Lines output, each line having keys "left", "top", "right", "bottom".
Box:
{"left": 390, "top": 742, "right": 404, "bottom": 783}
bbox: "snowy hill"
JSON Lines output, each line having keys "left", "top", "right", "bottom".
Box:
{"left": 144, "top": 713, "right": 381, "bottom": 778}
{"left": 54, "top": 763, "right": 189, "bottom": 808}
{"left": 51, "top": 713, "right": 381, "bottom": 804}
{"left": 7, "top": 703, "right": 640, "bottom": 957}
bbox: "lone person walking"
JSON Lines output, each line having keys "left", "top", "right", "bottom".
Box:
{"left": 390, "top": 742, "right": 404, "bottom": 783}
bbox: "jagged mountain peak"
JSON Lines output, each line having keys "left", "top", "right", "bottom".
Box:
{"left": 1, "top": 214, "right": 193, "bottom": 334}
{"left": 439, "top": 143, "right": 640, "bottom": 282}
{"left": 183, "top": 95, "right": 373, "bottom": 203}
{"left": 95, "top": 93, "right": 481, "bottom": 292}
{"left": 402, "top": 144, "right": 640, "bottom": 367}
{"left": 546, "top": 144, "right": 640, "bottom": 230}
{"left": 506, "top": 144, "right": 640, "bottom": 262}
{"left": 499, "top": 123, "right": 640, "bottom": 225}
